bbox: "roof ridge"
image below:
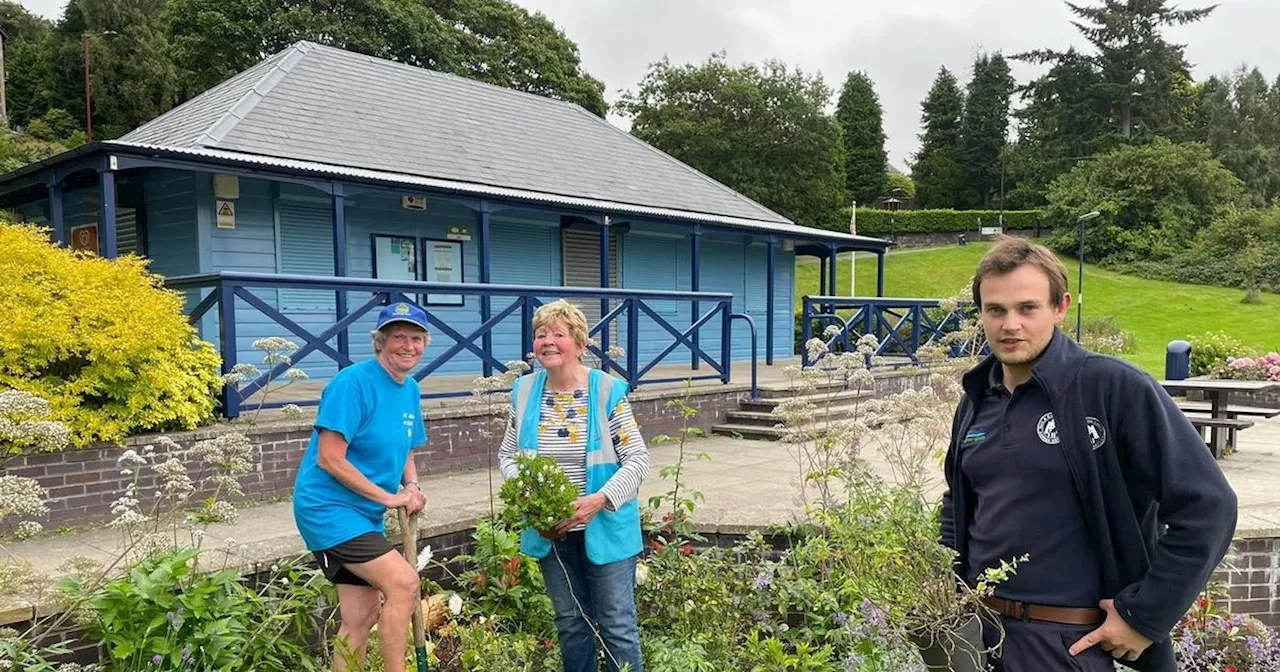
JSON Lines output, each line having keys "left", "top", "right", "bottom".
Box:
{"left": 196, "top": 42, "right": 313, "bottom": 147}
{"left": 564, "top": 104, "right": 793, "bottom": 225}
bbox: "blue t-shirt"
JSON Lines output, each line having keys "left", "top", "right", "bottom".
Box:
{"left": 292, "top": 359, "right": 427, "bottom": 551}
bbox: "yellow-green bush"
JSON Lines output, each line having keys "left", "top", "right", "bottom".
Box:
{"left": 0, "top": 217, "right": 222, "bottom": 445}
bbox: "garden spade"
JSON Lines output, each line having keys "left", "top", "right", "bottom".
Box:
{"left": 398, "top": 508, "right": 430, "bottom": 672}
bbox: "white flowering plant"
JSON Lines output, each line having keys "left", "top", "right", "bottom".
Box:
{"left": 220, "top": 337, "right": 310, "bottom": 424}
{"left": 498, "top": 454, "right": 577, "bottom": 533}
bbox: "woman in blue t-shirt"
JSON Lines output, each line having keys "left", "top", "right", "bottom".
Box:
{"left": 293, "top": 302, "right": 431, "bottom": 672}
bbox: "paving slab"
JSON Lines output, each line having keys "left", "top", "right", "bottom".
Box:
{"left": 4, "top": 415, "right": 1279, "bottom": 622}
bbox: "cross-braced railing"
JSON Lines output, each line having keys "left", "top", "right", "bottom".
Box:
{"left": 800, "top": 295, "right": 978, "bottom": 367}
{"left": 166, "top": 272, "right": 755, "bottom": 418}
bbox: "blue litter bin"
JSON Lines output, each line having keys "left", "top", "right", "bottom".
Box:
{"left": 1165, "top": 340, "right": 1191, "bottom": 381}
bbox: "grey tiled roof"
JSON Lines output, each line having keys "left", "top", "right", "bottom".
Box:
{"left": 121, "top": 41, "right": 790, "bottom": 225}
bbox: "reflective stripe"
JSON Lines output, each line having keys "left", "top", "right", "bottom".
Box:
{"left": 586, "top": 371, "right": 618, "bottom": 467}
{"left": 513, "top": 376, "right": 536, "bottom": 452}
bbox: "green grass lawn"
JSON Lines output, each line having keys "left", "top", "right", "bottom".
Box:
{"left": 795, "top": 244, "right": 1280, "bottom": 375}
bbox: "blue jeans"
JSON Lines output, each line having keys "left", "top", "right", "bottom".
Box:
{"left": 538, "top": 532, "right": 643, "bottom": 672}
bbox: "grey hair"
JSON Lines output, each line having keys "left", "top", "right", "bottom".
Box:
{"left": 370, "top": 325, "right": 430, "bottom": 353}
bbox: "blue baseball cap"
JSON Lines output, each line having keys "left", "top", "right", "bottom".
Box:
{"left": 376, "top": 302, "right": 429, "bottom": 331}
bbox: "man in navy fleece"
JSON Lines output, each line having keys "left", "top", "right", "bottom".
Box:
{"left": 940, "top": 237, "right": 1237, "bottom": 672}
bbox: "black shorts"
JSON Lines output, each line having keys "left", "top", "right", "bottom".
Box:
{"left": 313, "top": 532, "right": 395, "bottom": 586}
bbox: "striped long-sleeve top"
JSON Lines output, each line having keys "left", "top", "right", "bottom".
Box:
{"left": 498, "top": 386, "right": 650, "bottom": 532}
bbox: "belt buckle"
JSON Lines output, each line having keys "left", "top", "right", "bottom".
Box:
{"left": 1011, "top": 599, "right": 1030, "bottom": 623}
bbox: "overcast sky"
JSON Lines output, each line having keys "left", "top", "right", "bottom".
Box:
{"left": 19, "top": 0, "right": 1280, "bottom": 168}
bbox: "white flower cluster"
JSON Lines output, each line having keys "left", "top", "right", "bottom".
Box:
{"left": 281, "top": 404, "right": 303, "bottom": 420}
{"left": 155, "top": 458, "right": 195, "bottom": 502}
{"left": 0, "top": 390, "right": 50, "bottom": 417}
{"left": 190, "top": 432, "right": 253, "bottom": 477}
{"left": 14, "top": 521, "right": 42, "bottom": 540}
{"left": 0, "top": 389, "right": 71, "bottom": 453}
{"left": 252, "top": 337, "right": 300, "bottom": 355}
{"left": 207, "top": 500, "right": 239, "bottom": 525}
{"left": 0, "top": 476, "right": 49, "bottom": 520}
{"left": 221, "top": 362, "right": 263, "bottom": 386}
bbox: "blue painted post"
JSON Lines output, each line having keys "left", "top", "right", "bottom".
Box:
{"left": 1166, "top": 340, "right": 1192, "bottom": 381}
{"left": 48, "top": 181, "right": 65, "bottom": 245}
{"left": 627, "top": 299, "right": 639, "bottom": 387}
{"left": 801, "top": 297, "right": 812, "bottom": 367}
{"left": 599, "top": 215, "right": 611, "bottom": 362}
{"left": 765, "top": 237, "right": 776, "bottom": 365}
{"left": 720, "top": 300, "right": 732, "bottom": 385}
{"left": 521, "top": 296, "right": 534, "bottom": 367}
{"left": 218, "top": 280, "right": 240, "bottom": 419}
{"left": 819, "top": 256, "right": 827, "bottom": 297}
{"left": 876, "top": 251, "right": 886, "bottom": 297}
{"left": 99, "top": 170, "right": 118, "bottom": 258}
{"left": 331, "top": 185, "right": 350, "bottom": 362}
{"left": 911, "top": 305, "right": 922, "bottom": 355}
{"left": 828, "top": 245, "right": 838, "bottom": 297}
{"left": 479, "top": 207, "right": 493, "bottom": 377}
{"left": 690, "top": 227, "right": 701, "bottom": 371}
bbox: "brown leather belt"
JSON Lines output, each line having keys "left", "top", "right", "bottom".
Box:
{"left": 982, "top": 596, "right": 1105, "bottom": 626}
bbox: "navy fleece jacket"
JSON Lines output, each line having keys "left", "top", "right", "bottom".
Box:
{"left": 940, "top": 331, "right": 1237, "bottom": 672}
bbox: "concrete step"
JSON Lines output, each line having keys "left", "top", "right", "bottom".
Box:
{"left": 712, "top": 415, "right": 867, "bottom": 440}
{"left": 755, "top": 378, "right": 851, "bottom": 400}
{"left": 725, "top": 400, "right": 869, "bottom": 428}
{"left": 738, "top": 389, "right": 871, "bottom": 414}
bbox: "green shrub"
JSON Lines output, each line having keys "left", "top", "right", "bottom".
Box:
{"left": 821, "top": 208, "right": 1048, "bottom": 235}
{"left": 1187, "top": 331, "right": 1254, "bottom": 376}
{"left": 0, "top": 218, "right": 223, "bottom": 445}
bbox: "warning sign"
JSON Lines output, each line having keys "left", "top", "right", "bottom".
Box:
{"left": 216, "top": 200, "right": 236, "bottom": 229}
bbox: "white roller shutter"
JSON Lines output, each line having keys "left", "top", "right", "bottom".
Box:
{"left": 562, "top": 227, "right": 619, "bottom": 347}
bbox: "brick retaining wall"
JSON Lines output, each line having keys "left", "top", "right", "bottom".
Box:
{"left": 1, "top": 383, "right": 746, "bottom": 531}
{"left": 1215, "top": 536, "right": 1280, "bottom": 626}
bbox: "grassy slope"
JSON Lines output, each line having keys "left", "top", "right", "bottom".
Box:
{"left": 794, "top": 244, "right": 1280, "bottom": 375}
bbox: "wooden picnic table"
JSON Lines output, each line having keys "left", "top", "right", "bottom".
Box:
{"left": 1159, "top": 379, "right": 1280, "bottom": 457}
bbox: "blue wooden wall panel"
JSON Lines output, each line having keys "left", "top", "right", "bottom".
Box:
{"left": 140, "top": 169, "right": 797, "bottom": 387}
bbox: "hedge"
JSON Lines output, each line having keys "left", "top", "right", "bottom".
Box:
{"left": 819, "top": 208, "right": 1049, "bottom": 235}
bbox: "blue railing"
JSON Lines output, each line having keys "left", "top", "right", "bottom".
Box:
{"left": 166, "top": 272, "right": 747, "bottom": 418}
{"left": 800, "top": 296, "right": 977, "bottom": 366}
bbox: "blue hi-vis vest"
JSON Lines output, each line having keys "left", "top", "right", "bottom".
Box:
{"left": 512, "top": 368, "right": 643, "bottom": 565}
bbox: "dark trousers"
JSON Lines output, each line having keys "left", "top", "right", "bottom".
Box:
{"left": 983, "top": 615, "right": 1116, "bottom": 671}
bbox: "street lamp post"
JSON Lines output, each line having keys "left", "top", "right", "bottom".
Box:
{"left": 1076, "top": 210, "right": 1101, "bottom": 341}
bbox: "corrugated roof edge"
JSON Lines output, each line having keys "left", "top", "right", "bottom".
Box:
{"left": 103, "top": 140, "right": 887, "bottom": 249}
{"left": 196, "top": 42, "right": 313, "bottom": 147}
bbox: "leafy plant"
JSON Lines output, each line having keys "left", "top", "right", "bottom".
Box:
{"left": 1173, "top": 585, "right": 1280, "bottom": 671}
{"left": 1189, "top": 331, "right": 1254, "bottom": 376}
{"left": 451, "top": 519, "right": 556, "bottom": 638}
{"left": 498, "top": 453, "right": 577, "bottom": 533}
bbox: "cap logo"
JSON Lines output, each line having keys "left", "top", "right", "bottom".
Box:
{"left": 394, "top": 303, "right": 411, "bottom": 315}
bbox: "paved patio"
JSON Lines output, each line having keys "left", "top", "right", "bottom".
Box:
{"left": 3, "top": 411, "right": 1277, "bottom": 621}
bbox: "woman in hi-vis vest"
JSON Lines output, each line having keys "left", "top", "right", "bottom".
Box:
{"left": 498, "top": 299, "right": 650, "bottom": 672}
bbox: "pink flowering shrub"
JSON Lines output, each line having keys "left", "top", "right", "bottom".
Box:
{"left": 1221, "top": 352, "right": 1280, "bottom": 382}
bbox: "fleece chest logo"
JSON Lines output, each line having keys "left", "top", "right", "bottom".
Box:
{"left": 1086, "top": 417, "right": 1107, "bottom": 450}
{"left": 1036, "top": 412, "right": 1060, "bottom": 445}
{"left": 962, "top": 430, "right": 986, "bottom": 446}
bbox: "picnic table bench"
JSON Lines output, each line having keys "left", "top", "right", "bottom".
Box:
{"left": 1160, "top": 379, "right": 1280, "bottom": 459}
{"left": 1176, "top": 401, "right": 1280, "bottom": 420}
